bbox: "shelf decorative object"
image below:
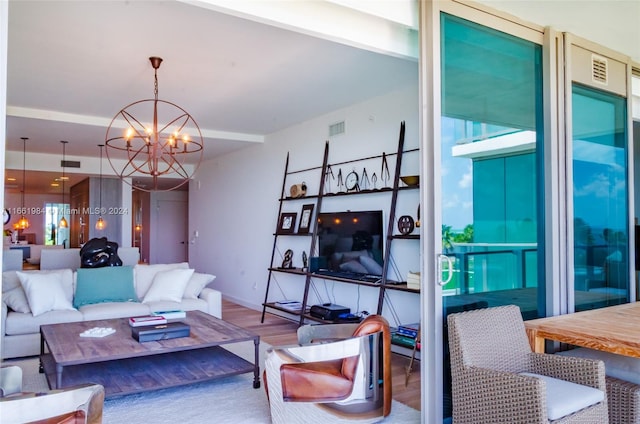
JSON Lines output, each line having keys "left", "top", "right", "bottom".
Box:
{"left": 277, "top": 213, "right": 297, "bottom": 234}
{"left": 298, "top": 204, "right": 314, "bottom": 234}
{"left": 281, "top": 249, "right": 293, "bottom": 268}
{"left": 289, "top": 182, "right": 307, "bottom": 198}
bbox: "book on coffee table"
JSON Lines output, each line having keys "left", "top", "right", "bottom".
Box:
{"left": 129, "top": 316, "right": 167, "bottom": 327}
{"left": 152, "top": 310, "right": 187, "bottom": 320}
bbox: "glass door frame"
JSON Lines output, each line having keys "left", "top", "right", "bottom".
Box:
{"left": 419, "top": 2, "right": 549, "bottom": 422}
{"left": 563, "top": 33, "right": 635, "bottom": 312}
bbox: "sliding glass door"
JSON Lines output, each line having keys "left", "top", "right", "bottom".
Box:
{"left": 572, "top": 84, "right": 629, "bottom": 309}
{"left": 439, "top": 12, "right": 544, "bottom": 421}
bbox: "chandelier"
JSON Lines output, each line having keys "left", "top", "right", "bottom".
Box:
{"left": 16, "top": 137, "right": 29, "bottom": 230}
{"left": 105, "top": 57, "right": 204, "bottom": 192}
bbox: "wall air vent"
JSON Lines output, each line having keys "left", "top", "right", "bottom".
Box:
{"left": 329, "top": 121, "right": 345, "bottom": 137}
{"left": 61, "top": 160, "right": 81, "bottom": 168}
{"left": 591, "top": 54, "right": 608, "bottom": 85}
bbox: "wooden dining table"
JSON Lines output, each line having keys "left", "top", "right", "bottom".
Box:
{"left": 524, "top": 302, "right": 640, "bottom": 357}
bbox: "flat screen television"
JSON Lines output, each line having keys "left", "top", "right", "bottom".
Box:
{"left": 316, "top": 210, "right": 384, "bottom": 276}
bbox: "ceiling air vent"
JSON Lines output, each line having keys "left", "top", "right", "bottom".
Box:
{"left": 329, "top": 121, "right": 345, "bottom": 137}
{"left": 61, "top": 160, "right": 81, "bottom": 168}
{"left": 591, "top": 54, "right": 608, "bottom": 85}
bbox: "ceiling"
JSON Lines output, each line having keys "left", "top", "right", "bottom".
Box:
{"left": 4, "top": 0, "right": 418, "bottom": 194}
{"left": 4, "top": 1, "right": 639, "bottom": 195}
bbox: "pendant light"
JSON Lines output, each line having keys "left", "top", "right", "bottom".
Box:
{"left": 16, "top": 137, "right": 30, "bottom": 230}
{"left": 59, "top": 141, "right": 68, "bottom": 228}
{"left": 95, "top": 144, "right": 106, "bottom": 230}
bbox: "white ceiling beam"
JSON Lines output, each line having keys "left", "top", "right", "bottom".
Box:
{"left": 181, "top": 0, "right": 419, "bottom": 60}
{"left": 6, "top": 106, "right": 264, "bottom": 144}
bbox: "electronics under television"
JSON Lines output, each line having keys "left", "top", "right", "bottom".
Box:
{"left": 316, "top": 210, "right": 384, "bottom": 279}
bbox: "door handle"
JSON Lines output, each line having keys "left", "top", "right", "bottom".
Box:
{"left": 437, "top": 254, "right": 454, "bottom": 286}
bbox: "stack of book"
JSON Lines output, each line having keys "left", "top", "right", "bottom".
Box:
{"left": 129, "top": 315, "right": 167, "bottom": 327}
{"left": 275, "top": 300, "right": 304, "bottom": 312}
{"left": 391, "top": 322, "right": 420, "bottom": 350}
{"left": 406, "top": 271, "right": 420, "bottom": 290}
{"left": 152, "top": 310, "right": 187, "bottom": 320}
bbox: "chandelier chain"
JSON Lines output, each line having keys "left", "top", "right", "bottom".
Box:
{"left": 154, "top": 69, "right": 159, "bottom": 101}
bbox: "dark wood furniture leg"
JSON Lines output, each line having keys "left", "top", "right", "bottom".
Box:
{"left": 55, "top": 363, "right": 64, "bottom": 389}
{"left": 253, "top": 336, "right": 261, "bottom": 389}
{"left": 39, "top": 328, "right": 45, "bottom": 373}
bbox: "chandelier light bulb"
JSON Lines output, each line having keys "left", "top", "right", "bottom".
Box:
{"left": 95, "top": 216, "right": 106, "bottom": 230}
{"left": 18, "top": 215, "right": 29, "bottom": 230}
{"left": 59, "top": 216, "right": 68, "bottom": 228}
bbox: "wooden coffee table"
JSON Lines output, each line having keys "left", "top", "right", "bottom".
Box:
{"left": 39, "top": 311, "right": 260, "bottom": 398}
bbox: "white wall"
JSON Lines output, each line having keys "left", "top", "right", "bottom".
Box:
{"left": 189, "top": 83, "right": 421, "bottom": 325}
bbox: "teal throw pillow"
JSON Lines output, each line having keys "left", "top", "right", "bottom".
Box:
{"left": 74, "top": 266, "right": 138, "bottom": 308}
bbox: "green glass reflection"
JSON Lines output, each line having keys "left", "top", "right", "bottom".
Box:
{"left": 440, "top": 13, "right": 543, "bottom": 317}
{"left": 572, "top": 84, "right": 629, "bottom": 309}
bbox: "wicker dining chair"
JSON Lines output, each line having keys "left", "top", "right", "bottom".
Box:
{"left": 447, "top": 305, "right": 609, "bottom": 423}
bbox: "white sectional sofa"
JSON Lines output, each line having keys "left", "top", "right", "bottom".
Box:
{"left": 1, "top": 249, "right": 221, "bottom": 359}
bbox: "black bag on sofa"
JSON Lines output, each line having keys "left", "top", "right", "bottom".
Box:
{"left": 80, "top": 237, "right": 123, "bottom": 268}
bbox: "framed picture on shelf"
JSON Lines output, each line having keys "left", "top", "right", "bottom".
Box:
{"left": 297, "top": 204, "right": 315, "bottom": 234}
{"left": 278, "top": 212, "right": 297, "bottom": 234}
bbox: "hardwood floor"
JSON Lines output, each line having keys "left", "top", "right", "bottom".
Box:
{"left": 222, "top": 299, "right": 421, "bottom": 411}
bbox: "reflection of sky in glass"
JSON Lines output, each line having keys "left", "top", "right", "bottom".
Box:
{"left": 573, "top": 147, "right": 626, "bottom": 234}
{"left": 441, "top": 117, "right": 473, "bottom": 230}
{"left": 572, "top": 86, "right": 628, "bottom": 239}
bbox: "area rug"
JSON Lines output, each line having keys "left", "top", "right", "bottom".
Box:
{"left": 6, "top": 341, "right": 420, "bottom": 423}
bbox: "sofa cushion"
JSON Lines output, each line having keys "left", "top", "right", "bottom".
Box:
{"left": 146, "top": 297, "right": 208, "bottom": 315}
{"left": 74, "top": 266, "right": 137, "bottom": 308}
{"left": 3, "top": 287, "right": 31, "bottom": 313}
{"left": 520, "top": 372, "right": 605, "bottom": 420}
{"left": 5, "top": 309, "right": 83, "bottom": 336}
{"left": 79, "top": 301, "right": 151, "bottom": 321}
{"left": 17, "top": 271, "right": 76, "bottom": 317}
{"left": 142, "top": 269, "right": 194, "bottom": 303}
{"left": 184, "top": 272, "right": 216, "bottom": 299}
{"left": 134, "top": 262, "right": 189, "bottom": 299}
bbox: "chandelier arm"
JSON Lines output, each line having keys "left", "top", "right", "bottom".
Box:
{"left": 156, "top": 112, "right": 189, "bottom": 135}
{"left": 160, "top": 156, "right": 191, "bottom": 178}
{"left": 121, "top": 109, "right": 151, "bottom": 141}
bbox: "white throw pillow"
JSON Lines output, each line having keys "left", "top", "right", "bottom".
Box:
{"left": 2, "top": 271, "right": 21, "bottom": 292}
{"left": 17, "top": 271, "right": 76, "bottom": 316}
{"left": 142, "top": 268, "right": 195, "bottom": 303}
{"left": 134, "top": 262, "right": 189, "bottom": 299}
{"left": 183, "top": 272, "right": 216, "bottom": 299}
{"left": 3, "top": 286, "right": 31, "bottom": 313}
{"left": 42, "top": 269, "right": 74, "bottom": 303}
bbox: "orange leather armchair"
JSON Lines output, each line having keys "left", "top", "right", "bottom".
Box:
{"left": 264, "top": 315, "right": 392, "bottom": 423}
